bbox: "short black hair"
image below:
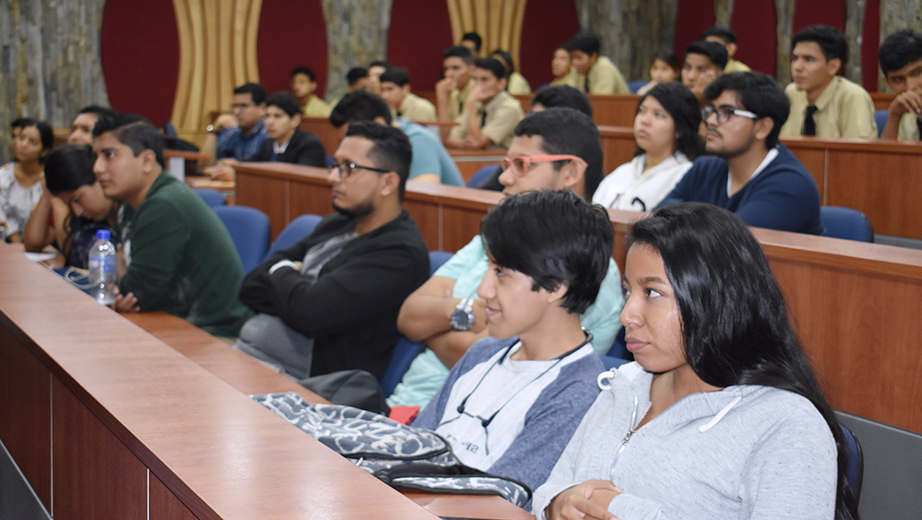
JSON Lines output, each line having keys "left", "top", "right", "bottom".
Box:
{"left": 290, "top": 67, "right": 316, "bottom": 82}
{"left": 879, "top": 29, "right": 922, "bottom": 75}
{"left": 266, "top": 91, "right": 302, "bottom": 118}
{"left": 704, "top": 72, "right": 790, "bottom": 149}
{"left": 330, "top": 90, "right": 393, "bottom": 128}
{"left": 44, "top": 144, "right": 97, "bottom": 194}
{"left": 368, "top": 60, "right": 392, "bottom": 71}
{"left": 639, "top": 82, "right": 704, "bottom": 160}
{"left": 566, "top": 33, "right": 601, "bottom": 56}
{"left": 792, "top": 24, "right": 848, "bottom": 64}
{"left": 344, "top": 121, "right": 412, "bottom": 200}
{"left": 444, "top": 45, "right": 474, "bottom": 65}
{"left": 491, "top": 49, "right": 515, "bottom": 74}
{"left": 11, "top": 117, "right": 32, "bottom": 130}
{"left": 653, "top": 50, "right": 681, "bottom": 73}
{"left": 531, "top": 85, "right": 593, "bottom": 117}
{"left": 92, "top": 114, "right": 166, "bottom": 169}
{"left": 480, "top": 190, "right": 613, "bottom": 315}
{"left": 233, "top": 83, "right": 268, "bottom": 105}
{"left": 685, "top": 41, "right": 729, "bottom": 70}
{"left": 379, "top": 67, "right": 410, "bottom": 87}
{"left": 346, "top": 67, "right": 368, "bottom": 85}
{"left": 700, "top": 26, "right": 737, "bottom": 45}
{"left": 77, "top": 105, "right": 117, "bottom": 120}
{"left": 462, "top": 31, "right": 482, "bottom": 52}
{"left": 474, "top": 57, "right": 506, "bottom": 80}
{"left": 513, "top": 108, "right": 603, "bottom": 200}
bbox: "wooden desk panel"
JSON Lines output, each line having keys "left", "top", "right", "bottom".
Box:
{"left": 300, "top": 116, "right": 340, "bottom": 156}
{"left": 236, "top": 170, "right": 288, "bottom": 238}
{"left": 0, "top": 245, "right": 440, "bottom": 520}
{"left": 589, "top": 94, "right": 640, "bottom": 127}
{"left": 871, "top": 92, "right": 895, "bottom": 111}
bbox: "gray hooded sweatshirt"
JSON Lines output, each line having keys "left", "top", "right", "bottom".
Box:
{"left": 533, "top": 362, "right": 838, "bottom": 519}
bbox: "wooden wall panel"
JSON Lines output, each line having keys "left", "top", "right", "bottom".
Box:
{"left": 52, "top": 377, "right": 147, "bottom": 520}
{"left": 236, "top": 172, "right": 288, "bottom": 239}
{"left": 150, "top": 473, "right": 199, "bottom": 520}
{"left": 170, "top": 0, "right": 263, "bottom": 142}
{"left": 826, "top": 149, "right": 922, "bottom": 238}
{"left": 0, "top": 325, "right": 51, "bottom": 511}
{"left": 403, "top": 197, "right": 442, "bottom": 251}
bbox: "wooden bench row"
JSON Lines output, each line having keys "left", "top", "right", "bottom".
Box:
{"left": 234, "top": 162, "right": 922, "bottom": 436}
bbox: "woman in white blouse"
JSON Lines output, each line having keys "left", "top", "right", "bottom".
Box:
{"left": 1, "top": 119, "right": 52, "bottom": 242}
{"left": 592, "top": 83, "right": 703, "bottom": 212}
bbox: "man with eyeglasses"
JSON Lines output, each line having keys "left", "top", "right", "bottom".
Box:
{"left": 201, "top": 83, "right": 269, "bottom": 180}
{"left": 390, "top": 108, "right": 624, "bottom": 410}
{"left": 236, "top": 122, "right": 430, "bottom": 380}
{"left": 661, "top": 72, "right": 823, "bottom": 235}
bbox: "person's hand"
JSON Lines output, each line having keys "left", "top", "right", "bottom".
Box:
{"left": 212, "top": 114, "right": 238, "bottom": 133}
{"left": 111, "top": 287, "right": 140, "bottom": 313}
{"left": 888, "top": 89, "right": 922, "bottom": 118}
{"left": 436, "top": 77, "right": 456, "bottom": 99}
{"left": 691, "top": 69, "right": 717, "bottom": 99}
{"left": 545, "top": 480, "right": 621, "bottom": 520}
{"left": 205, "top": 164, "right": 235, "bottom": 181}
{"left": 292, "top": 261, "right": 303, "bottom": 271}
{"left": 466, "top": 84, "right": 486, "bottom": 107}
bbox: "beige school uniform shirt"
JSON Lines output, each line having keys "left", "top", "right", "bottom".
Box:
{"left": 449, "top": 80, "right": 476, "bottom": 121}
{"left": 724, "top": 59, "right": 751, "bottom": 73}
{"left": 550, "top": 69, "right": 580, "bottom": 88}
{"left": 897, "top": 112, "right": 921, "bottom": 141}
{"left": 780, "top": 76, "right": 877, "bottom": 140}
{"left": 507, "top": 72, "right": 532, "bottom": 95}
{"left": 448, "top": 90, "right": 524, "bottom": 148}
{"left": 302, "top": 96, "right": 332, "bottom": 118}
{"left": 575, "top": 56, "right": 629, "bottom": 95}
{"left": 394, "top": 92, "right": 436, "bottom": 122}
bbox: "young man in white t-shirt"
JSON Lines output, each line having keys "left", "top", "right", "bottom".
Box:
{"left": 411, "top": 189, "right": 608, "bottom": 498}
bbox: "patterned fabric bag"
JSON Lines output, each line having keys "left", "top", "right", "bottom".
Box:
{"left": 252, "top": 392, "right": 532, "bottom": 507}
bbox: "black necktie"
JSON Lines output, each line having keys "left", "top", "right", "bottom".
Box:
{"left": 803, "top": 106, "right": 819, "bottom": 136}
{"left": 916, "top": 118, "right": 922, "bottom": 141}
{"left": 584, "top": 76, "right": 590, "bottom": 92}
{"left": 480, "top": 109, "right": 487, "bottom": 128}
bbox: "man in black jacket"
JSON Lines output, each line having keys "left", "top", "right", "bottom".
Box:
{"left": 249, "top": 92, "right": 326, "bottom": 166}
{"left": 236, "top": 122, "right": 430, "bottom": 380}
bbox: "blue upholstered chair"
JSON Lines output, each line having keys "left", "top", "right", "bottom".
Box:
{"left": 379, "top": 251, "right": 455, "bottom": 396}
{"left": 874, "top": 110, "right": 888, "bottom": 138}
{"left": 212, "top": 206, "right": 270, "bottom": 274}
{"left": 467, "top": 164, "right": 499, "bottom": 188}
{"left": 840, "top": 423, "right": 864, "bottom": 507}
{"left": 820, "top": 206, "right": 874, "bottom": 242}
{"left": 193, "top": 188, "right": 226, "bottom": 208}
{"left": 628, "top": 80, "right": 648, "bottom": 94}
{"left": 265, "top": 214, "right": 324, "bottom": 259}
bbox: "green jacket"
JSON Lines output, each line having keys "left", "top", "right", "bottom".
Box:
{"left": 118, "top": 172, "right": 251, "bottom": 336}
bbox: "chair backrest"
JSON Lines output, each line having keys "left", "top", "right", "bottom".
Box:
{"left": 874, "top": 110, "right": 888, "bottom": 138}
{"left": 467, "top": 164, "right": 499, "bottom": 188}
{"left": 628, "top": 79, "right": 647, "bottom": 94}
{"left": 379, "top": 251, "right": 455, "bottom": 396}
{"left": 820, "top": 206, "right": 874, "bottom": 242}
{"left": 839, "top": 423, "right": 864, "bottom": 507}
{"left": 212, "top": 206, "right": 270, "bottom": 273}
{"left": 266, "top": 214, "right": 324, "bottom": 259}
{"left": 380, "top": 337, "right": 425, "bottom": 397}
{"left": 834, "top": 410, "right": 922, "bottom": 518}
{"left": 428, "top": 250, "right": 454, "bottom": 276}
{"left": 194, "top": 188, "right": 226, "bottom": 208}
{"left": 606, "top": 326, "right": 628, "bottom": 359}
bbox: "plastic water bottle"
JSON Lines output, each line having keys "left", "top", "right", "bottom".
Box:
{"left": 88, "top": 230, "right": 117, "bottom": 305}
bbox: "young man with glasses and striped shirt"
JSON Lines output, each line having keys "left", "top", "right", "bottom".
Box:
{"left": 660, "top": 72, "right": 823, "bottom": 235}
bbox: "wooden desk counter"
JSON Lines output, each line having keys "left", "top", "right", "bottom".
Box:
{"left": 0, "top": 244, "right": 440, "bottom": 520}
{"left": 598, "top": 127, "right": 922, "bottom": 240}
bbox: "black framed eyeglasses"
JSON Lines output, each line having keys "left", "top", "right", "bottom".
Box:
{"left": 326, "top": 161, "right": 391, "bottom": 178}
{"left": 701, "top": 105, "right": 759, "bottom": 124}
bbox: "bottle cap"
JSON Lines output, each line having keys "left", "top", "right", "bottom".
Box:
{"left": 96, "top": 229, "right": 111, "bottom": 241}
